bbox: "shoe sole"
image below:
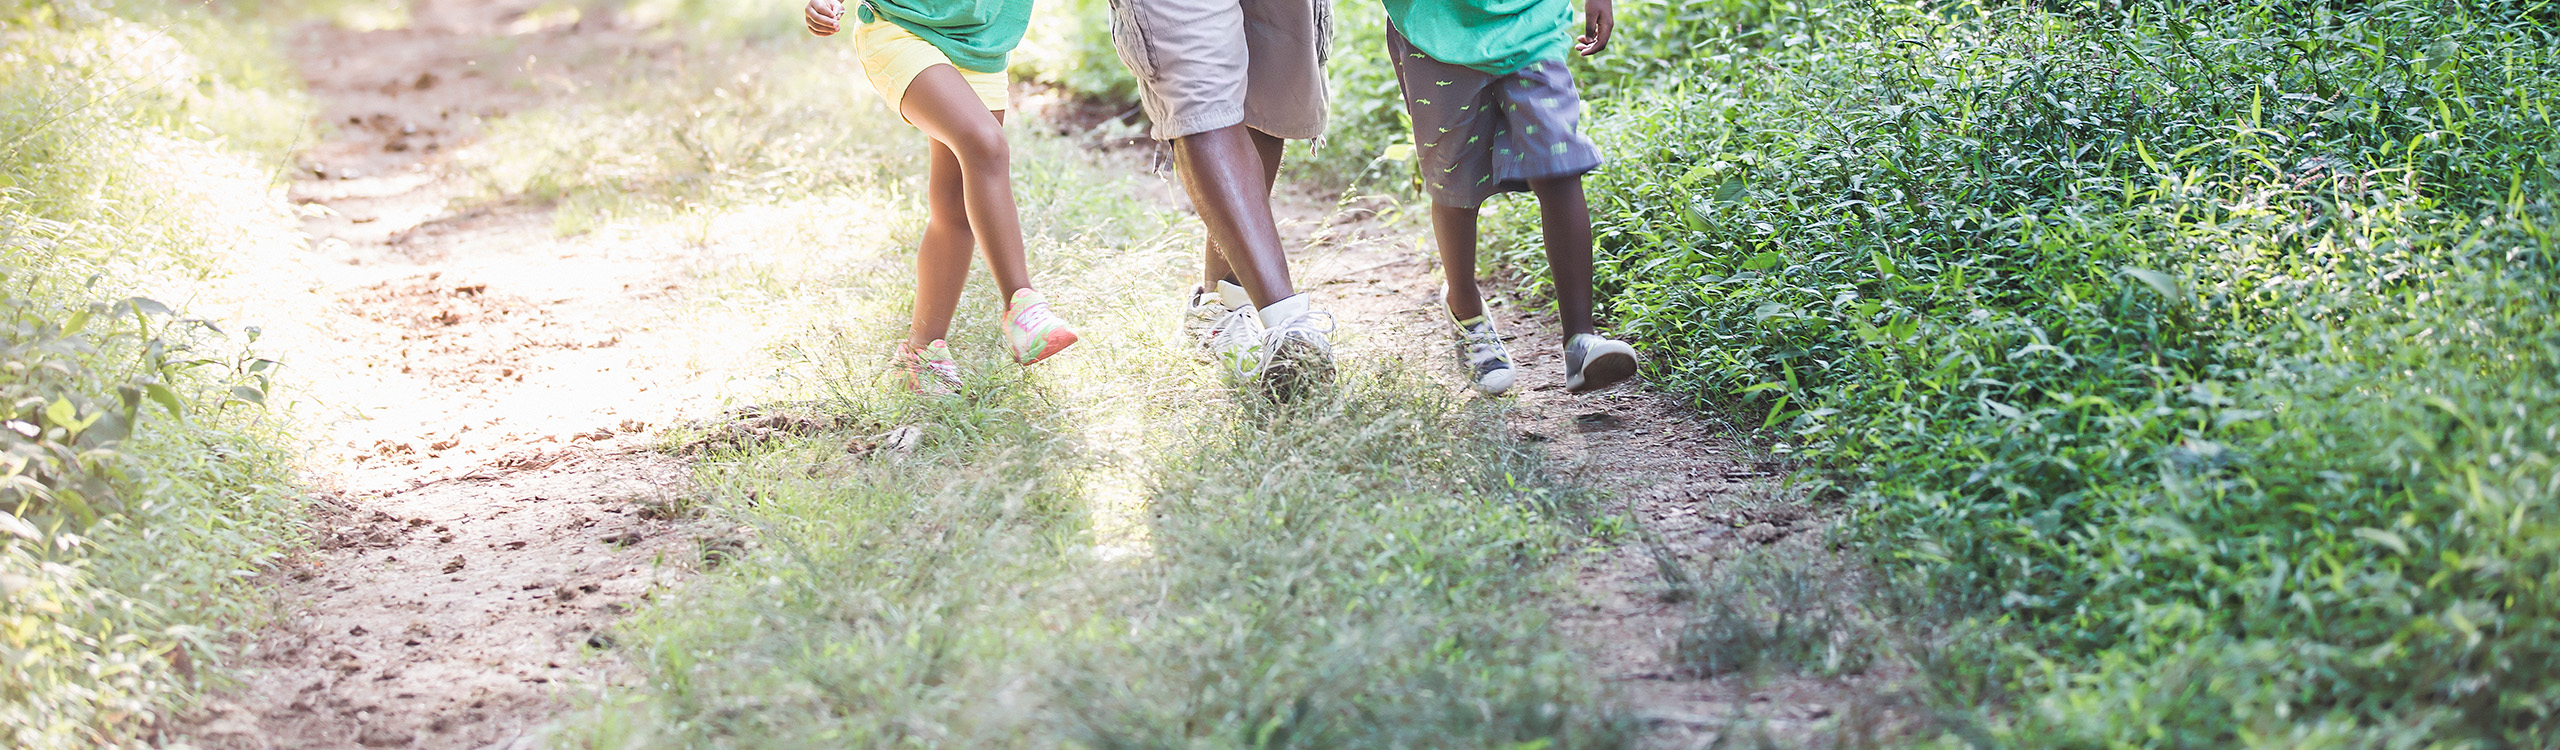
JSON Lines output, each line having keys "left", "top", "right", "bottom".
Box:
{"left": 1567, "top": 351, "right": 1637, "bottom": 393}
{"left": 1016, "top": 329, "right": 1079, "bottom": 366}
{"left": 1474, "top": 367, "right": 1515, "bottom": 396}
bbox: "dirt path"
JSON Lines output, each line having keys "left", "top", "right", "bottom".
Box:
{"left": 1237, "top": 181, "right": 1889, "bottom": 746}
{"left": 1024, "top": 128, "right": 1877, "bottom": 743}
{"left": 181, "top": 3, "right": 758, "bottom": 748}
{"left": 173, "top": 2, "right": 1871, "bottom": 745}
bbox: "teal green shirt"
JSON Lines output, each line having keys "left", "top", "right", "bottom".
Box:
{"left": 856, "top": 0, "right": 1033, "bottom": 74}
{"left": 1381, "top": 0, "right": 1574, "bottom": 75}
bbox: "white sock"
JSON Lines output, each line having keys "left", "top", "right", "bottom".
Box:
{"left": 1215, "top": 279, "right": 1252, "bottom": 309}
{"left": 1259, "top": 294, "right": 1310, "bottom": 330}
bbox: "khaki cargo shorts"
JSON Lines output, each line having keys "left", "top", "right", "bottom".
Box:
{"left": 1107, "top": 0, "right": 1332, "bottom": 141}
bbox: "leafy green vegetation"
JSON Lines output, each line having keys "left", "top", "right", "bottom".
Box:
{"left": 1, "top": 2, "right": 313, "bottom": 746}
{"left": 1500, "top": 0, "right": 2560, "bottom": 744}
{"left": 1034, "top": 0, "right": 2560, "bottom": 742}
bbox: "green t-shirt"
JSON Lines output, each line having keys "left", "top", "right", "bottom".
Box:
{"left": 1381, "top": 0, "right": 1574, "bottom": 75}
{"left": 856, "top": 0, "right": 1033, "bottom": 74}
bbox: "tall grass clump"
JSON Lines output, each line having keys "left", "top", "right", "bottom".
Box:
{"left": 1, "top": 2, "right": 312, "bottom": 746}
{"left": 530, "top": 32, "right": 1631, "bottom": 738}
{"left": 1490, "top": 0, "right": 2560, "bottom": 743}
{"left": 577, "top": 364, "right": 1635, "bottom": 746}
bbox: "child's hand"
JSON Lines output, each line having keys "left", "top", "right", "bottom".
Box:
{"left": 805, "top": 0, "right": 845, "bottom": 36}
{"left": 1576, "top": 0, "right": 1614, "bottom": 56}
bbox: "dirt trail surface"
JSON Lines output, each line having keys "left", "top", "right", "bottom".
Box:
{"left": 1249, "top": 183, "right": 1880, "bottom": 747}
{"left": 179, "top": 2, "right": 757, "bottom": 747}
{"left": 174, "top": 0, "right": 1864, "bottom": 744}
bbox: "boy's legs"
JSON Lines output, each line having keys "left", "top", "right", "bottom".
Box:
{"left": 1432, "top": 185, "right": 1594, "bottom": 338}
{"left": 1430, "top": 203, "right": 1487, "bottom": 322}
{"left": 899, "top": 65, "right": 1044, "bottom": 351}
{"left": 1526, "top": 176, "right": 1597, "bottom": 339}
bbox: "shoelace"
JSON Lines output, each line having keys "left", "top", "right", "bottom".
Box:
{"left": 1261, "top": 311, "right": 1338, "bottom": 364}
{"left": 1460, "top": 326, "right": 1509, "bottom": 366}
{"left": 1210, "top": 305, "right": 1261, "bottom": 344}
{"left": 1011, "top": 301, "right": 1065, "bottom": 335}
{"left": 1275, "top": 310, "right": 1337, "bottom": 336}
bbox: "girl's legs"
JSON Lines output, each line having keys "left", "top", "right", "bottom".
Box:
{"left": 899, "top": 64, "right": 1032, "bottom": 350}
{"left": 906, "top": 138, "right": 971, "bottom": 350}
{"left": 1526, "top": 175, "right": 1596, "bottom": 338}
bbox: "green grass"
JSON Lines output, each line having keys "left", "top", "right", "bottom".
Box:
{"left": 1459, "top": 0, "right": 2560, "bottom": 744}
{"left": 466, "top": 30, "right": 1638, "bottom": 747}
{"left": 1028, "top": 0, "right": 2560, "bottom": 743}
{"left": 1, "top": 1, "right": 318, "bottom": 746}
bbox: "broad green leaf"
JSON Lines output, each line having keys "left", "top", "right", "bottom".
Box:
{"left": 145, "top": 383, "right": 186, "bottom": 419}
{"left": 2352, "top": 528, "right": 2411, "bottom": 556}
{"left": 2121, "top": 267, "right": 2180, "bottom": 300}
{"left": 122, "top": 297, "right": 172, "bottom": 316}
{"left": 43, "top": 398, "right": 75, "bottom": 429}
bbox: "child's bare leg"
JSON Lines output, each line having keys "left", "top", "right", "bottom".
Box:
{"left": 907, "top": 139, "right": 973, "bottom": 349}
{"left": 901, "top": 66, "right": 1034, "bottom": 305}
{"left": 1431, "top": 203, "right": 1487, "bottom": 322}
{"left": 1527, "top": 175, "right": 1597, "bottom": 338}
{"left": 1200, "top": 129, "right": 1286, "bottom": 289}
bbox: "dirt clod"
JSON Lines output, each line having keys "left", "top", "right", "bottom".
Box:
{"left": 442, "top": 556, "right": 466, "bottom": 573}
{"left": 357, "top": 726, "right": 415, "bottom": 746}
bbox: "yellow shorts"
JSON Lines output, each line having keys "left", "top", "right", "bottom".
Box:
{"left": 854, "top": 20, "right": 1008, "bottom": 117}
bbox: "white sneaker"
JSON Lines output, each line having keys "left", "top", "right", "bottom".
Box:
{"left": 1252, "top": 299, "right": 1335, "bottom": 400}
{"left": 1564, "top": 333, "right": 1638, "bottom": 393}
{"left": 1186, "top": 280, "right": 1254, "bottom": 358}
{"left": 1454, "top": 316, "right": 1515, "bottom": 396}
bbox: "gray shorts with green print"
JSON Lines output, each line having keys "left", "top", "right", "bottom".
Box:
{"left": 1107, "top": 0, "right": 1332, "bottom": 141}
{"left": 1388, "top": 26, "right": 1602, "bottom": 209}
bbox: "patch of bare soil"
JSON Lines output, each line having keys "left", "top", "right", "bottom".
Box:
{"left": 186, "top": 460, "right": 716, "bottom": 750}
{"left": 175, "top": 2, "right": 769, "bottom": 747}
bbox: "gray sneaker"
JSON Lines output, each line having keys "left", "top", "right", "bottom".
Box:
{"left": 1564, "top": 333, "right": 1638, "bottom": 393}
{"left": 1253, "top": 310, "right": 1336, "bottom": 400}
{"left": 1454, "top": 316, "right": 1515, "bottom": 396}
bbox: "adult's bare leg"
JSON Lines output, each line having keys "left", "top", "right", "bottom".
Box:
{"left": 1173, "top": 123, "right": 1295, "bottom": 307}
{"left": 1199, "top": 129, "right": 1287, "bottom": 290}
